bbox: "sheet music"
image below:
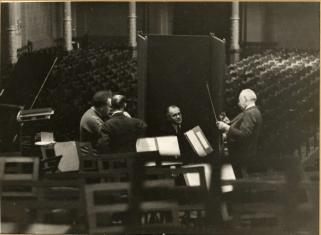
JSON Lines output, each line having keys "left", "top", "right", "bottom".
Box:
{"left": 183, "top": 172, "right": 200, "bottom": 187}
{"left": 185, "top": 130, "right": 207, "bottom": 157}
{"left": 193, "top": 126, "right": 213, "bottom": 154}
{"left": 182, "top": 163, "right": 212, "bottom": 190}
{"left": 136, "top": 138, "right": 157, "bottom": 152}
{"left": 54, "top": 141, "right": 79, "bottom": 172}
{"left": 35, "top": 132, "right": 55, "bottom": 145}
{"left": 156, "top": 136, "right": 180, "bottom": 156}
{"left": 196, "top": 130, "right": 210, "bottom": 149}
{"left": 221, "top": 164, "right": 236, "bottom": 193}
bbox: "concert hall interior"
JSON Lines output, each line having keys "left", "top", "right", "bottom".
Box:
{"left": 0, "top": 2, "right": 319, "bottom": 235}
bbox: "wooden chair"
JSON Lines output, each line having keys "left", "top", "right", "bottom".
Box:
{"left": 143, "top": 166, "right": 208, "bottom": 229}
{"left": 84, "top": 167, "right": 180, "bottom": 234}
{"left": 1, "top": 179, "right": 86, "bottom": 233}
{"left": 84, "top": 182, "right": 131, "bottom": 234}
{"left": 0, "top": 155, "right": 39, "bottom": 197}
{"left": 40, "top": 144, "right": 62, "bottom": 174}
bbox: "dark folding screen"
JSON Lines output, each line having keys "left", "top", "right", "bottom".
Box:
{"left": 137, "top": 34, "right": 225, "bottom": 156}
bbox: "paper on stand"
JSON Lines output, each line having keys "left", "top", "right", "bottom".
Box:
{"left": 185, "top": 130, "right": 207, "bottom": 157}
{"left": 136, "top": 138, "right": 157, "bottom": 152}
{"left": 182, "top": 163, "right": 211, "bottom": 190}
{"left": 196, "top": 131, "right": 209, "bottom": 149}
{"left": 184, "top": 126, "right": 213, "bottom": 157}
{"left": 35, "top": 132, "right": 55, "bottom": 145}
{"left": 182, "top": 163, "right": 236, "bottom": 193}
{"left": 156, "top": 136, "right": 180, "bottom": 156}
{"left": 221, "top": 164, "right": 236, "bottom": 193}
{"left": 183, "top": 172, "right": 200, "bottom": 186}
{"left": 144, "top": 161, "right": 183, "bottom": 167}
{"left": 54, "top": 141, "right": 80, "bottom": 172}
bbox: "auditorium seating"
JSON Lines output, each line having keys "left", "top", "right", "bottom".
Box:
{"left": 0, "top": 44, "right": 319, "bottom": 234}
{"left": 226, "top": 48, "right": 319, "bottom": 159}
{"left": 1, "top": 43, "right": 318, "bottom": 159}
{"left": 36, "top": 45, "right": 137, "bottom": 141}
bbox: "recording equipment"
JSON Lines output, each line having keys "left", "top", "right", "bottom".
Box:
{"left": 17, "top": 108, "right": 54, "bottom": 122}
{"left": 17, "top": 108, "right": 54, "bottom": 156}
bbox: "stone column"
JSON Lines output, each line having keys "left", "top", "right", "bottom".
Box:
{"left": 159, "top": 3, "right": 173, "bottom": 35}
{"left": 129, "top": 1, "right": 137, "bottom": 48}
{"left": 230, "top": 1, "right": 240, "bottom": 63}
{"left": 148, "top": 3, "right": 173, "bottom": 35}
{"left": 63, "top": 2, "right": 73, "bottom": 51}
{"left": 129, "top": 1, "right": 137, "bottom": 57}
{"left": 7, "top": 2, "right": 22, "bottom": 64}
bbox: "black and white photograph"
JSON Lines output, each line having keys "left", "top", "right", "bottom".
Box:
{"left": 0, "top": 1, "right": 319, "bottom": 234}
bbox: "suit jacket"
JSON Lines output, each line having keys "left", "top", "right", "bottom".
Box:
{"left": 160, "top": 122, "right": 196, "bottom": 164}
{"left": 227, "top": 106, "right": 262, "bottom": 162}
{"left": 97, "top": 112, "right": 147, "bottom": 153}
{"left": 79, "top": 107, "right": 104, "bottom": 148}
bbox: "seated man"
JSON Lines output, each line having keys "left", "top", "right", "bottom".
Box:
{"left": 79, "top": 90, "right": 112, "bottom": 149}
{"left": 97, "top": 94, "right": 147, "bottom": 153}
{"left": 160, "top": 105, "right": 195, "bottom": 164}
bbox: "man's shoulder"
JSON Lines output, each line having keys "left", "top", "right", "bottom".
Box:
{"left": 246, "top": 106, "right": 261, "bottom": 115}
{"left": 159, "top": 122, "right": 175, "bottom": 135}
{"left": 81, "top": 108, "right": 103, "bottom": 124}
{"left": 131, "top": 117, "right": 146, "bottom": 123}
{"left": 80, "top": 108, "right": 92, "bottom": 122}
{"left": 244, "top": 106, "right": 262, "bottom": 121}
{"left": 104, "top": 115, "right": 144, "bottom": 124}
{"left": 103, "top": 116, "right": 146, "bottom": 132}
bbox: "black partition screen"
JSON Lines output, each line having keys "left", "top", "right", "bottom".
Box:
{"left": 138, "top": 34, "right": 225, "bottom": 155}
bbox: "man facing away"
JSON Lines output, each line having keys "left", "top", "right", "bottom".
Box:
{"left": 216, "top": 89, "right": 263, "bottom": 178}
{"left": 80, "top": 90, "right": 112, "bottom": 149}
{"left": 97, "top": 94, "right": 147, "bottom": 153}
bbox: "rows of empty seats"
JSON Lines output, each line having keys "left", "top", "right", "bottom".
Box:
{"left": 226, "top": 49, "right": 319, "bottom": 157}
{"left": 36, "top": 45, "right": 137, "bottom": 140}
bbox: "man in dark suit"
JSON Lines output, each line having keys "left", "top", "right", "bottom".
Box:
{"left": 97, "top": 94, "right": 147, "bottom": 153}
{"left": 216, "top": 89, "right": 262, "bottom": 178}
{"left": 161, "top": 105, "right": 195, "bottom": 164}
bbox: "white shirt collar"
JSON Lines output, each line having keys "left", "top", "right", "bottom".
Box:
{"left": 245, "top": 103, "right": 255, "bottom": 110}
{"left": 111, "top": 110, "right": 123, "bottom": 116}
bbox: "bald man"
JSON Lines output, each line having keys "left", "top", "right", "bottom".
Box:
{"left": 216, "top": 89, "right": 262, "bottom": 177}
{"left": 161, "top": 105, "right": 195, "bottom": 164}
{"left": 97, "top": 94, "right": 147, "bottom": 153}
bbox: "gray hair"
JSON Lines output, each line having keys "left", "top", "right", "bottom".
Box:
{"left": 239, "top": 89, "right": 257, "bottom": 102}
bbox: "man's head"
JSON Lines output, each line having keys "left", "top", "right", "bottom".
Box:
{"left": 92, "top": 90, "right": 112, "bottom": 117}
{"left": 238, "top": 89, "right": 257, "bottom": 110}
{"left": 166, "top": 105, "right": 182, "bottom": 126}
{"left": 111, "top": 94, "right": 127, "bottom": 112}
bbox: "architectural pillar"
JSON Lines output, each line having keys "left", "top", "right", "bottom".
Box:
{"left": 63, "top": 2, "right": 73, "bottom": 51}
{"left": 7, "top": 2, "right": 22, "bottom": 64}
{"left": 230, "top": 1, "right": 240, "bottom": 63}
{"left": 129, "top": 1, "right": 137, "bottom": 57}
{"left": 159, "top": 3, "right": 173, "bottom": 35}
{"left": 148, "top": 3, "right": 173, "bottom": 35}
{"left": 129, "top": 1, "right": 137, "bottom": 48}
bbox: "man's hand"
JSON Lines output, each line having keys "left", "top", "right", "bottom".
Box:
{"left": 219, "top": 112, "right": 230, "bottom": 124}
{"left": 216, "top": 121, "right": 230, "bottom": 133}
